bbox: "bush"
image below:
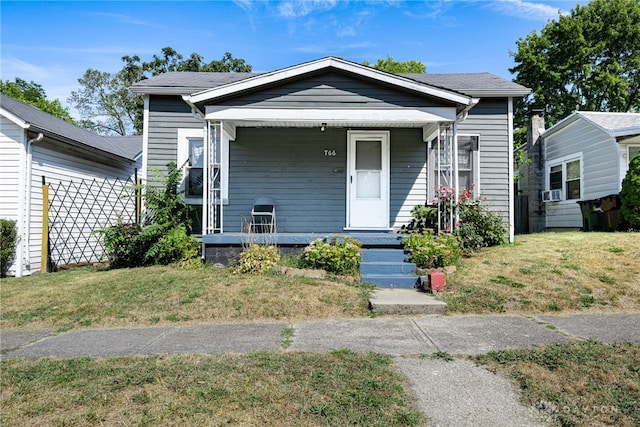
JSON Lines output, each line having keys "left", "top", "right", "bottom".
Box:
{"left": 94, "top": 162, "right": 200, "bottom": 269}
{"left": 455, "top": 200, "right": 507, "bottom": 252}
{"left": 233, "top": 244, "right": 281, "bottom": 274}
{"left": 403, "top": 230, "right": 461, "bottom": 269}
{"left": 1, "top": 219, "right": 18, "bottom": 277}
{"left": 400, "top": 205, "right": 437, "bottom": 233}
{"left": 425, "top": 185, "right": 507, "bottom": 253}
{"left": 300, "top": 235, "right": 362, "bottom": 275}
{"left": 620, "top": 152, "right": 640, "bottom": 229}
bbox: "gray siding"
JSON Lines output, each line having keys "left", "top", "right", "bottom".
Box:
{"left": 225, "top": 127, "right": 347, "bottom": 232}
{"left": 390, "top": 129, "right": 427, "bottom": 229}
{"left": 544, "top": 118, "right": 620, "bottom": 229}
{"left": 148, "top": 95, "right": 203, "bottom": 185}
{"left": 217, "top": 72, "right": 452, "bottom": 109}
{"left": 224, "top": 127, "right": 427, "bottom": 232}
{"left": 457, "top": 99, "right": 511, "bottom": 222}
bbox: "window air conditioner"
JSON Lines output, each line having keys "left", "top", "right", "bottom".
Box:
{"left": 542, "top": 189, "right": 562, "bottom": 202}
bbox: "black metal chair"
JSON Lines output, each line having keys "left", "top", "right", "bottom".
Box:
{"left": 251, "top": 197, "right": 276, "bottom": 233}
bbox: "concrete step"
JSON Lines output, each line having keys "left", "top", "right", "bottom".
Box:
{"left": 361, "top": 248, "right": 408, "bottom": 263}
{"left": 369, "top": 288, "right": 447, "bottom": 315}
{"left": 361, "top": 274, "right": 422, "bottom": 289}
{"left": 360, "top": 261, "right": 416, "bottom": 276}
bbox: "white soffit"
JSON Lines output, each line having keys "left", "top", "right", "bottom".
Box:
{"left": 204, "top": 106, "right": 457, "bottom": 124}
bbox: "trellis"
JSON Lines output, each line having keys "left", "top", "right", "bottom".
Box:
{"left": 44, "top": 174, "right": 139, "bottom": 270}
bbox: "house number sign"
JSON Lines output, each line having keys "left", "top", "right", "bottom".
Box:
{"left": 324, "top": 149, "right": 337, "bottom": 156}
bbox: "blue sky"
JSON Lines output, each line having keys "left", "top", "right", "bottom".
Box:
{"left": 2, "top": 0, "right": 586, "bottom": 114}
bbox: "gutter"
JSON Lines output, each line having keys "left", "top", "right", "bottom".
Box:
{"left": 17, "top": 132, "right": 43, "bottom": 277}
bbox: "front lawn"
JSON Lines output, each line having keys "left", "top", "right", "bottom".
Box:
{"left": 0, "top": 265, "right": 372, "bottom": 332}
{"left": 442, "top": 232, "right": 640, "bottom": 314}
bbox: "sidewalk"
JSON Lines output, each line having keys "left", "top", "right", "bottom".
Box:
{"left": 2, "top": 313, "right": 639, "bottom": 426}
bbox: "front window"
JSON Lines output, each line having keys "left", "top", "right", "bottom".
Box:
{"left": 430, "top": 134, "right": 479, "bottom": 200}
{"left": 186, "top": 137, "right": 204, "bottom": 197}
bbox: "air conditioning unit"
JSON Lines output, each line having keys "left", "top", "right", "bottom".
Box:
{"left": 542, "top": 189, "right": 562, "bottom": 202}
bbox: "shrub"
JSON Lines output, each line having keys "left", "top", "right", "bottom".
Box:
{"left": 144, "top": 224, "right": 200, "bottom": 265}
{"left": 400, "top": 205, "right": 437, "bottom": 233}
{"left": 402, "top": 230, "right": 461, "bottom": 269}
{"left": 1, "top": 219, "right": 18, "bottom": 277}
{"left": 94, "top": 162, "right": 200, "bottom": 269}
{"left": 424, "top": 185, "right": 507, "bottom": 253}
{"left": 233, "top": 244, "right": 281, "bottom": 274}
{"left": 94, "top": 221, "right": 150, "bottom": 269}
{"left": 455, "top": 200, "right": 507, "bottom": 252}
{"left": 300, "top": 235, "right": 362, "bottom": 275}
{"left": 620, "top": 152, "right": 640, "bottom": 229}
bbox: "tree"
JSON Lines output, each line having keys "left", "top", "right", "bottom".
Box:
{"left": 69, "top": 69, "right": 139, "bottom": 136}
{"left": 510, "top": 0, "right": 640, "bottom": 132}
{"left": 0, "top": 78, "right": 76, "bottom": 123}
{"left": 69, "top": 48, "right": 252, "bottom": 136}
{"left": 363, "top": 55, "right": 426, "bottom": 74}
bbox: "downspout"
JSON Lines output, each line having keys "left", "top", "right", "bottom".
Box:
{"left": 19, "top": 132, "right": 44, "bottom": 277}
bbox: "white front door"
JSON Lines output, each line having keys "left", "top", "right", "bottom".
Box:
{"left": 347, "top": 131, "right": 390, "bottom": 229}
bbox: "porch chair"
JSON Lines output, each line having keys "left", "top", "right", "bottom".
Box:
{"left": 251, "top": 196, "right": 276, "bottom": 233}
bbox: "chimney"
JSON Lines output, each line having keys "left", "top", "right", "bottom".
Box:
{"left": 527, "top": 108, "right": 546, "bottom": 233}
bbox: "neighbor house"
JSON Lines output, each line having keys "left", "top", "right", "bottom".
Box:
{"left": 130, "top": 57, "right": 530, "bottom": 263}
{"left": 0, "top": 94, "right": 142, "bottom": 276}
{"left": 532, "top": 111, "right": 640, "bottom": 230}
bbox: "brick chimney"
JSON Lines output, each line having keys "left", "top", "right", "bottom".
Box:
{"left": 527, "top": 108, "right": 546, "bottom": 233}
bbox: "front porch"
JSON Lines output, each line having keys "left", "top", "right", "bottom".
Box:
{"left": 202, "top": 231, "right": 426, "bottom": 289}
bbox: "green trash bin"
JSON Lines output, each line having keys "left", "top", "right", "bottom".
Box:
{"left": 576, "top": 200, "right": 606, "bottom": 231}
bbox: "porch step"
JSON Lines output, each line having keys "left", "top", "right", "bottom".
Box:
{"left": 361, "top": 248, "right": 408, "bottom": 263}
{"left": 360, "top": 273, "right": 422, "bottom": 289}
{"left": 359, "top": 248, "right": 420, "bottom": 289}
{"left": 360, "top": 261, "right": 416, "bottom": 276}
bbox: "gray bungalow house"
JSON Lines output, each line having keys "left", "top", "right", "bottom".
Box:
{"left": 130, "top": 57, "right": 529, "bottom": 263}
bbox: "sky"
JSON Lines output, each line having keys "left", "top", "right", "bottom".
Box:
{"left": 1, "top": 0, "right": 588, "bottom": 116}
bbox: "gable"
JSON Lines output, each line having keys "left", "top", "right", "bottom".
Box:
{"left": 206, "top": 71, "right": 456, "bottom": 110}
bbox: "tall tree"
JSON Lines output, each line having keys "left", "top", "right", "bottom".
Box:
{"left": 510, "top": 0, "right": 640, "bottom": 131}
{"left": 69, "top": 48, "right": 252, "bottom": 136}
{"left": 363, "top": 55, "right": 427, "bottom": 74}
{"left": 1, "top": 78, "right": 76, "bottom": 123}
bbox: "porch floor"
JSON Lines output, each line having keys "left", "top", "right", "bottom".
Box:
{"left": 202, "top": 231, "right": 405, "bottom": 248}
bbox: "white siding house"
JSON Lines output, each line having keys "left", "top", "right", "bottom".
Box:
{"left": 541, "top": 111, "right": 640, "bottom": 229}
{"left": 0, "top": 94, "right": 142, "bottom": 277}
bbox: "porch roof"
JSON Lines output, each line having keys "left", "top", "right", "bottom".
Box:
{"left": 203, "top": 105, "right": 458, "bottom": 128}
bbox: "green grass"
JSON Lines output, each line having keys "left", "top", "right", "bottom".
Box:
{"left": 441, "top": 232, "right": 640, "bottom": 314}
{"left": 0, "top": 264, "right": 372, "bottom": 331}
{"left": 474, "top": 341, "right": 640, "bottom": 427}
{"left": 0, "top": 351, "right": 424, "bottom": 426}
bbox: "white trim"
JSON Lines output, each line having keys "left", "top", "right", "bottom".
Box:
{"left": 0, "top": 106, "right": 30, "bottom": 129}
{"left": 141, "top": 95, "right": 149, "bottom": 192}
{"left": 190, "top": 57, "right": 473, "bottom": 106}
{"left": 204, "top": 106, "right": 457, "bottom": 124}
{"left": 508, "top": 97, "right": 515, "bottom": 242}
{"left": 177, "top": 128, "right": 205, "bottom": 203}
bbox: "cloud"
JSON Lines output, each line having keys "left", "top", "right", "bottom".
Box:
{"left": 277, "top": 0, "right": 339, "bottom": 18}
{"left": 1, "top": 57, "right": 52, "bottom": 81}
{"left": 487, "top": 0, "right": 567, "bottom": 21}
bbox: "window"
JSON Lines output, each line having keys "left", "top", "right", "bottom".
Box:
{"left": 629, "top": 146, "right": 640, "bottom": 164}
{"left": 546, "top": 156, "right": 582, "bottom": 201}
{"left": 186, "top": 137, "right": 204, "bottom": 197}
{"left": 429, "top": 134, "right": 479, "bottom": 200}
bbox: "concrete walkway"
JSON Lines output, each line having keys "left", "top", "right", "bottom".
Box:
{"left": 2, "top": 313, "right": 639, "bottom": 426}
